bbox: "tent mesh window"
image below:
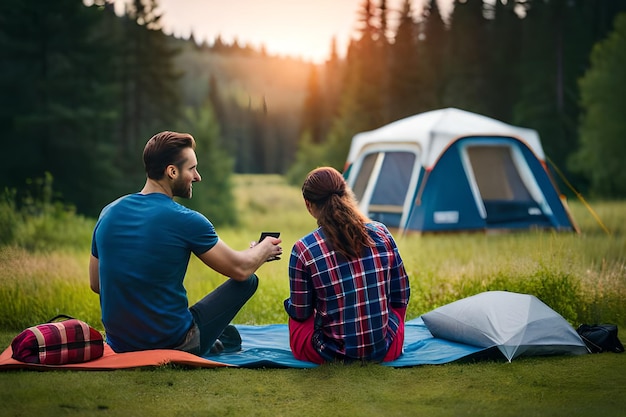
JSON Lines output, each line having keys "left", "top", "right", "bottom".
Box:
{"left": 352, "top": 153, "right": 377, "bottom": 202}
{"left": 352, "top": 151, "right": 416, "bottom": 227}
{"left": 466, "top": 145, "right": 540, "bottom": 224}
{"left": 370, "top": 152, "right": 415, "bottom": 209}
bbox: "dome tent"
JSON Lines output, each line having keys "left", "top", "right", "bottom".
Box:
{"left": 421, "top": 291, "right": 589, "bottom": 362}
{"left": 343, "top": 108, "right": 577, "bottom": 234}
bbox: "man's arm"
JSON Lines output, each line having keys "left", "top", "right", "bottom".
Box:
{"left": 197, "top": 237, "right": 282, "bottom": 281}
{"left": 89, "top": 255, "right": 100, "bottom": 294}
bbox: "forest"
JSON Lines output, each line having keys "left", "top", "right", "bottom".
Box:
{"left": 1, "top": 0, "right": 625, "bottom": 224}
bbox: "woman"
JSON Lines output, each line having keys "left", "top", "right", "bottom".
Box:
{"left": 284, "top": 167, "right": 410, "bottom": 363}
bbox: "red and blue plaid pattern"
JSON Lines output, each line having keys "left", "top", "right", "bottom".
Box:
{"left": 285, "top": 222, "right": 410, "bottom": 361}
{"left": 11, "top": 318, "right": 104, "bottom": 364}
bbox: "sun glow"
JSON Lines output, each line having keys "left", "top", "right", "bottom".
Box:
{"left": 93, "top": 0, "right": 452, "bottom": 64}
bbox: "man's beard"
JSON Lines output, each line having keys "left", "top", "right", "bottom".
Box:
{"left": 172, "top": 177, "right": 192, "bottom": 199}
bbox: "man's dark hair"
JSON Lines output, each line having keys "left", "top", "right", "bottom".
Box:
{"left": 143, "top": 131, "right": 196, "bottom": 180}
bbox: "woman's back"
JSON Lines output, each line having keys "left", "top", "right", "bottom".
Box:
{"left": 287, "top": 222, "right": 410, "bottom": 361}
{"left": 285, "top": 167, "right": 411, "bottom": 363}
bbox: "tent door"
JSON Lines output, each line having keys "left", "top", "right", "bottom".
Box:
{"left": 348, "top": 146, "right": 419, "bottom": 229}
{"left": 461, "top": 141, "right": 552, "bottom": 225}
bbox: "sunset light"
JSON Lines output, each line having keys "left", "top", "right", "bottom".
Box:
{"left": 100, "top": 0, "right": 451, "bottom": 64}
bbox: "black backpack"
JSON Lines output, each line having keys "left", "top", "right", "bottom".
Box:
{"left": 576, "top": 324, "right": 624, "bottom": 353}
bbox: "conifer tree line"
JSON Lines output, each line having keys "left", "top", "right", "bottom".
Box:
{"left": 1, "top": 0, "right": 625, "bottom": 223}
{"left": 293, "top": 0, "right": 626, "bottom": 198}
{"left": 0, "top": 0, "right": 185, "bottom": 218}
{"left": 0, "top": 0, "right": 305, "bottom": 222}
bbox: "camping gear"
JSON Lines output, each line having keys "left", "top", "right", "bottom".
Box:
{"left": 421, "top": 291, "right": 589, "bottom": 362}
{"left": 1, "top": 318, "right": 487, "bottom": 370}
{"left": 3, "top": 312, "right": 593, "bottom": 370}
{"left": 1, "top": 342, "right": 227, "bottom": 371}
{"left": 11, "top": 315, "right": 104, "bottom": 365}
{"left": 343, "top": 108, "right": 577, "bottom": 234}
{"left": 576, "top": 323, "right": 624, "bottom": 353}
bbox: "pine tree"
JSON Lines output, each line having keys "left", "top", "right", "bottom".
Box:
{"left": 487, "top": 0, "right": 522, "bottom": 122}
{"left": 388, "top": 0, "right": 422, "bottom": 121}
{"left": 116, "top": 0, "right": 182, "bottom": 183}
{"left": 569, "top": 13, "right": 626, "bottom": 197}
{"left": 419, "top": 0, "right": 448, "bottom": 111}
{"left": 443, "top": 0, "right": 490, "bottom": 115}
{"left": 512, "top": 0, "right": 626, "bottom": 184}
{"left": 321, "top": 37, "right": 343, "bottom": 133}
{"left": 338, "top": 0, "right": 387, "bottom": 133}
{"left": 176, "top": 106, "right": 237, "bottom": 226}
{"left": 0, "top": 0, "right": 120, "bottom": 216}
{"left": 300, "top": 64, "right": 325, "bottom": 143}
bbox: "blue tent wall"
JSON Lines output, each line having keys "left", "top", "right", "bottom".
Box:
{"left": 404, "top": 136, "right": 575, "bottom": 233}
{"left": 511, "top": 140, "right": 574, "bottom": 231}
{"left": 406, "top": 139, "right": 485, "bottom": 232}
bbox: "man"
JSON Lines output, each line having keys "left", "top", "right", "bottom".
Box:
{"left": 89, "top": 131, "right": 282, "bottom": 356}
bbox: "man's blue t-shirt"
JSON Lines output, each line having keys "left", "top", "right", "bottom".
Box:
{"left": 91, "top": 193, "right": 218, "bottom": 352}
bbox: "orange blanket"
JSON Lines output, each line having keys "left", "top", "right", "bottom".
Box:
{"left": 0, "top": 343, "right": 230, "bottom": 371}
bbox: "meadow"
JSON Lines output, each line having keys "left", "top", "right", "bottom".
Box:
{"left": 0, "top": 174, "right": 625, "bottom": 416}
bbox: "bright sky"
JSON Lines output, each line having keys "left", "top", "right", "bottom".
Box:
{"left": 107, "top": 0, "right": 452, "bottom": 63}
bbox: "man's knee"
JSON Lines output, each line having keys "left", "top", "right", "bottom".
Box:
{"left": 244, "top": 273, "right": 259, "bottom": 294}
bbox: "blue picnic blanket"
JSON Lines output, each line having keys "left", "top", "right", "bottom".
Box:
{"left": 204, "top": 317, "right": 488, "bottom": 368}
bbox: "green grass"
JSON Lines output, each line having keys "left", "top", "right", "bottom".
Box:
{"left": 1, "top": 354, "right": 625, "bottom": 416}
{"left": 1, "top": 174, "right": 625, "bottom": 416}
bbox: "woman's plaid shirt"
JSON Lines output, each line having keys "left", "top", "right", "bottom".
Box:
{"left": 285, "top": 222, "right": 410, "bottom": 361}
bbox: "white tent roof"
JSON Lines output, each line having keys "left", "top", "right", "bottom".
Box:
{"left": 346, "top": 108, "right": 545, "bottom": 168}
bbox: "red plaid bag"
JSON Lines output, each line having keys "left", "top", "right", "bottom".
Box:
{"left": 11, "top": 315, "right": 104, "bottom": 364}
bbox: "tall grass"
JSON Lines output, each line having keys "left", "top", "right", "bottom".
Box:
{"left": 0, "top": 174, "right": 624, "bottom": 334}
{"left": 0, "top": 174, "right": 94, "bottom": 252}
